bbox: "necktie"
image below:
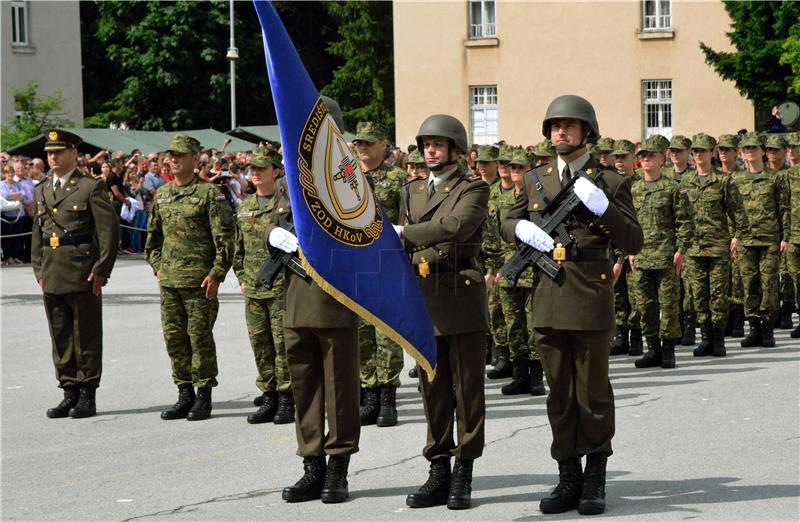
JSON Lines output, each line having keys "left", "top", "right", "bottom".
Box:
{"left": 54, "top": 179, "right": 61, "bottom": 194}
{"left": 561, "top": 165, "right": 572, "bottom": 188}
{"left": 428, "top": 181, "right": 436, "bottom": 199}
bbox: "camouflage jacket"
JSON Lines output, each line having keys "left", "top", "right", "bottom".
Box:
{"left": 663, "top": 166, "right": 694, "bottom": 183}
{"left": 146, "top": 176, "right": 234, "bottom": 287}
{"left": 630, "top": 176, "right": 693, "bottom": 270}
{"left": 490, "top": 182, "right": 535, "bottom": 287}
{"left": 732, "top": 169, "right": 789, "bottom": 246}
{"left": 233, "top": 193, "right": 284, "bottom": 299}
{"left": 479, "top": 178, "right": 505, "bottom": 274}
{"left": 680, "top": 168, "right": 748, "bottom": 258}
{"left": 364, "top": 164, "right": 405, "bottom": 224}
{"left": 786, "top": 166, "right": 800, "bottom": 244}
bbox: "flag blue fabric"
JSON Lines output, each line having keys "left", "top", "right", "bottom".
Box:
{"left": 253, "top": 0, "right": 437, "bottom": 377}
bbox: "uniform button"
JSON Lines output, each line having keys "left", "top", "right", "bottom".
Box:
{"left": 533, "top": 203, "right": 539, "bottom": 210}
{"left": 278, "top": 208, "right": 284, "bottom": 212}
{"left": 465, "top": 279, "right": 471, "bottom": 286}
{"left": 53, "top": 208, "right": 58, "bottom": 212}
{"left": 600, "top": 274, "right": 607, "bottom": 280}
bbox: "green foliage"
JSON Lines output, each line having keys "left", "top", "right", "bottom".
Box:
{"left": 700, "top": 1, "right": 800, "bottom": 109}
{"left": 780, "top": 23, "right": 800, "bottom": 96}
{"left": 1, "top": 82, "right": 75, "bottom": 149}
{"left": 322, "top": 2, "right": 395, "bottom": 137}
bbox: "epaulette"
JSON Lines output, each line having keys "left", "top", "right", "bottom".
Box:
{"left": 466, "top": 173, "right": 482, "bottom": 182}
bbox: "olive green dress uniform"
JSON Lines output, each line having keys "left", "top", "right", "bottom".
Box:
{"left": 32, "top": 133, "right": 120, "bottom": 392}
{"left": 400, "top": 165, "right": 489, "bottom": 462}
{"left": 145, "top": 175, "right": 234, "bottom": 388}
{"left": 501, "top": 155, "right": 644, "bottom": 461}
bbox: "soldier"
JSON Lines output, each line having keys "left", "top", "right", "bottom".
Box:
{"left": 233, "top": 148, "right": 294, "bottom": 424}
{"left": 787, "top": 132, "right": 800, "bottom": 167}
{"left": 628, "top": 136, "right": 693, "bottom": 369}
{"left": 681, "top": 133, "right": 747, "bottom": 357}
{"left": 406, "top": 149, "right": 430, "bottom": 181}
{"left": 145, "top": 134, "right": 235, "bottom": 421}
{"left": 785, "top": 158, "right": 800, "bottom": 338}
{"left": 351, "top": 121, "right": 406, "bottom": 428}
{"left": 596, "top": 137, "right": 615, "bottom": 168}
{"left": 398, "top": 114, "right": 489, "bottom": 510}
{"left": 533, "top": 139, "right": 556, "bottom": 167}
{"left": 718, "top": 134, "right": 746, "bottom": 337}
{"left": 501, "top": 95, "right": 642, "bottom": 515}
{"left": 33, "top": 129, "right": 119, "bottom": 419}
{"left": 734, "top": 133, "right": 789, "bottom": 348}
{"left": 664, "top": 135, "right": 694, "bottom": 181}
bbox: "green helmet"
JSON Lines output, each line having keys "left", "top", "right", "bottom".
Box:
{"left": 542, "top": 94, "right": 599, "bottom": 140}
{"left": 321, "top": 95, "right": 344, "bottom": 131}
{"left": 415, "top": 115, "right": 469, "bottom": 170}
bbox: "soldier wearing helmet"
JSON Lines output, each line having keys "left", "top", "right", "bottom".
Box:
{"left": 397, "top": 114, "right": 489, "bottom": 510}
{"left": 500, "top": 95, "right": 643, "bottom": 515}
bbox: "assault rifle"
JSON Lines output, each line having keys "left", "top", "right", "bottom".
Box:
{"left": 256, "top": 217, "right": 309, "bottom": 289}
{"left": 499, "top": 168, "right": 604, "bottom": 284}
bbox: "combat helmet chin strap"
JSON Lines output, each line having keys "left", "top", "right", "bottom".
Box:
{"left": 426, "top": 139, "right": 459, "bottom": 172}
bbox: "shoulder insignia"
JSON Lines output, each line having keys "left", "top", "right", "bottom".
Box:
{"left": 546, "top": 167, "right": 553, "bottom": 175}
{"left": 238, "top": 211, "right": 253, "bottom": 218}
{"left": 69, "top": 178, "right": 77, "bottom": 185}
{"left": 156, "top": 197, "right": 171, "bottom": 204}
{"left": 215, "top": 193, "right": 227, "bottom": 201}
{"left": 467, "top": 173, "right": 481, "bottom": 182}
{"left": 586, "top": 168, "right": 593, "bottom": 175}
{"left": 190, "top": 196, "right": 200, "bottom": 204}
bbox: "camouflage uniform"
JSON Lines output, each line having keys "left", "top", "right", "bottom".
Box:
{"left": 718, "top": 134, "right": 745, "bottom": 323}
{"left": 766, "top": 135, "right": 796, "bottom": 328}
{"left": 785, "top": 163, "right": 800, "bottom": 338}
{"left": 233, "top": 149, "right": 290, "bottom": 394}
{"left": 145, "top": 135, "right": 235, "bottom": 388}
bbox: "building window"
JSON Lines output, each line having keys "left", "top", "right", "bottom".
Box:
{"left": 11, "top": 0, "right": 29, "bottom": 46}
{"left": 469, "top": 0, "right": 496, "bottom": 39}
{"left": 470, "top": 85, "right": 498, "bottom": 145}
{"left": 642, "top": 80, "right": 672, "bottom": 138}
{"left": 642, "top": 0, "right": 671, "bottom": 31}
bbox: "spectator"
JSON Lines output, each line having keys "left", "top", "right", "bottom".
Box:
{"left": 123, "top": 169, "right": 147, "bottom": 252}
{"left": 1, "top": 165, "right": 25, "bottom": 265}
{"left": 106, "top": 159, "right": 131, "bottom": 253}
{"left": 12, "top": 159, "right": 34, "bottom": 262}
{"left": 767, "top": 106, "right": 785, "bottom": 133}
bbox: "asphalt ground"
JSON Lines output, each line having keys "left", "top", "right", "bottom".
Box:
{"left": 2, "top": 256, "right": 799, "bottom": 521}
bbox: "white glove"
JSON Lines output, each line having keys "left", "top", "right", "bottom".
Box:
{"left": 574, "top": 176, "right": 609, "bottom": 217}
{"left": 393, "top": 224, "right": 403, "bottom": 238}
{"left": 515, "top": 220, "right": 555, "bottom": 252}
{"left": 268, "top": 227, "right": 299, "bottom": 253}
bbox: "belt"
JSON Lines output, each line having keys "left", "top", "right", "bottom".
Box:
{"left": 415, "top": 257, "right": 478, "bottom": 277}
{"left": 43, "top": 234, "right": 94, "bottom": 247}
{"left": 561, "top": 247, "right": 609, "bottom": 262}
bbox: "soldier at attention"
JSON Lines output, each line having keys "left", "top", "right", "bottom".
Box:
{"left": 33, "top": 129, "right": 119, "bottom": 419}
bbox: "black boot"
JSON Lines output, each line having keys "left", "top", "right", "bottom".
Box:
{"left": 273, "top": 391, "right": 295, "bottom": 424}
{"left": 634, "top": 336, "right": 661, "bottom": 368}
{"left": 321, "top": 455, "right": 350, "bottom": 503}
{"left": 724, "top": 308, "right": 733, "bottom": 337}
{"left": 791, "top": 323, "right": 800, "bottom": 339}
{"left": 247, "top": 391, "right": 277, "bottom": 424}
{"left": 485, "top": 334, "right": 494, "bottom": 365}
{"left": 161, "top": 384, "right": 196, "bottom": 420}
{"left": 761, "top": 319, "right": 776, "bottom": 348}
{"left": 661, "top": 339, "right": 676, "bottom": 369}
{"left": 186, "top": 387, "right": 212, "bottom": 421}
{"left": 486, "top": 346, "right": 512, "bottom": 379}
{"left": 578, "top": 453, "right": 607, "bottom": 515}
{"left": 253, "top": 391, "right": 268, "bottom": 406}
{"left": 740, "top": 319, "right": 762, "bottom": 348}
{"left": 376, "top": 386, "right": 398, "bottom": 427}
{"left": 539, "top": 458, "right": 583, "bottom": 514}
{"left": 681, "top": 313, "right": 696, "bottom": 346}
{"left": 408, "top": 365, "right": 419, "bottom": 378}
{"left": 69, "top": 385, "right": 97, "bottom": 418}
{"left": 609, "top": 326, "right": 629, "bottom": 355}
{"left": 282, "top": 456, "right": 326, "bottom": 502}
{"left": 501, "top": 358, "right": 531, "bottom": 395}
{"left": 447, "top": 458, "right": 473, "bottom": 510}
{"left": 731, "top": 305, "right": 745, "bottom": 337}
{"left": 780, "top": 302, "right": 794, "bottom": 329}
{"left": 47, "top": 386, "right": 79, "bottom": 419}
{"left": 406, "top": 458, "right": 451, "bottom": 508}
{"left": 628, "top": 329, "right": 643, "bottom": 356}
{"left": 530, "top": 359, "right": 546, "bottom": 396}
{"left": 693, "top": 323, "right": 713, "bottom": 356}
{"left": 712, "top": 325, "right": 726, "bottom": 356}
{"left": 359, "top": 387, "right": 379, "bottom": 425}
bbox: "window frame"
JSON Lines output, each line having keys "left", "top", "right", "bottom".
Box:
{"left": 469, "top": 85, "right": 498, "bottom": 145}
{"left": 468, "top": 0, "right": 496, "bottom": 40}
{"left": 11, "top": 0, "right": 30, "bottom": 47}
{"left": 642, "top": 79, "right": 673, "bottom": 139}
{"left": 641, "top": 0, "right": 672, "bottom": 32}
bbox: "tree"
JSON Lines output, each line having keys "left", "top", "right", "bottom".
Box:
{"left": 780, "top": 22, "right": 800, "bottom": 96}
{"left": 322, "top": 2, "right": 395, "bottom": 135}
{"left": 1, "top": 82, "right": 75, "bottom": 149}
{"left": 700, "top": 1, "right": 800, "bottom": 110}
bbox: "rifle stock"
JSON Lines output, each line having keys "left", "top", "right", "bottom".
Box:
{"left": 256, "top": 217, "right": 309, "bottom": 290}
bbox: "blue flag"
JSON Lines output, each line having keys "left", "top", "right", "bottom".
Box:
{"left": 253, "top": 0, "right": 437, "bottom": 377}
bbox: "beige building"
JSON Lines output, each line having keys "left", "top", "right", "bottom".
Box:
{"left": 393, "top": 0, "right": 753, "bottom": 147}
{"left": 1, "top": 1, "right": 84, "bottom": 128}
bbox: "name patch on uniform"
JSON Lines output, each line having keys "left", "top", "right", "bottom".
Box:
{"left": 238, "top": 211, "right": 253, "bottom": 218}
{"left": 156, "top": 197, "right": 172, "bottom": 204}
{"left": 215, "top": 194, "right": 227, "bottom": 201}
{"left": 190, "top": 197, "right": 200, "bottom": 204}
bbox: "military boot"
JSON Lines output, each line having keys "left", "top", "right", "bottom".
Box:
{"left": 273, "top": 391, "right": 295, "bottom": 424}
{"left": 47, "top": 386, "right": 79, "bottom": 419}
{"left": 253, "top": 391, "right": 268, "bottom": 407}
{"left": 486, "top": 346, "right": 512, "bottom": 379}
{"left": 724, "top": 309, "right": 734, "bottom": 337}
{"left": 186, "top": 386, "right": 212, "bottom": 421}
{"left": 693, "top": 323, "right": 713, "bottom": 357}
{"left": 634, "top": 336, "right": 661, "bottom": 368}
{"left": 578, "top": 453, "right": 608, "bottom": 515}
{"left": 628, "top": 329, "right": 643, "bottom": 356}
{"left": 359, "top": 387, "right": 380, "bottom": 425}
{"left": 730, "top": 305, "right": 745, "bottom": 338}
{"left": 161, "top": 384, "right": 196, "bottom": 420}
{"left": 485, "top": 334, "right": 494, "bottom": 365}
{"left": 681, "top": 313, "right": 697, "bottom": 346}
{"left": 539, "top": 458, "right": 583, "bottom": 514}
{"left": 712, "top": 325, "right": 726, "bottom": 356}
{"left": 447, "top": 458, "right": 473, "bottom": 510}
{"left": 740, "top": 319, "right": 763, "bottom": 348}
{"left": 779, "top": 302, "right": 794, "bottom": 330}
{"left": 791, "top": 323, "right": 800, "bottom": 339}
{"left": 609, "top": 326, "right": 629, "bottom": 355}
{"left": 376, "top": 386, "right": 398, "bottom": 427}
{"left": 530, "top": 359, "right": 546, "bottom": 396}
{"left": 247, "top": 391, "right": 278, "bottom": 424}
{"left": 501, "top": 358, "right": 531, "bottom": 395}
{"left": 408, "top": 365, "right": 419, "bottom": 378}
{"left": 69, "top": 385, "right": 97, "bottom": 418}
{"left": 761, "top": 319, "right": 776, "bottom": 348}
{"left": 661, "top": 339, "right": 676, "bottom": 369}
{"left": 321, "top": 455, "right": 350, "bottom": 503}
{"left": 282, "top": 456, "right": 326, "bottom": 502}
{"left": 406, "top": 458, "right": 451, "bottom": 508}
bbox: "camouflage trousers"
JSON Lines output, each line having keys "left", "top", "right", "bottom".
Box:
{"left": 244, "top": 296, "right": 291, "bottom": 393}
{"left": 160, "top": 286, "right": 219, "bottom": 388}
{"left": 488, "top": 283, "right": 508, "bottom": 347}
{"left": 359, "top": 318, "right": 403, "bottom": 388}
{"left": 679, "top": 256, "right": 695, "bottom": 314}
{"left": 614, "top": 265, "right": 641, "bottom": 329}
{"left": 788, "top": 244, "right": 800, "bottom": 309}
{"left": 738, "top": 245, "right": 780, "bottom": 321}
{"left": 499, "top": 286, "right": 539, "bottom": 362}
{"left": 629, "top": 267, "right": 681, "bottom": 339}
{"left": 687, "top": 256, "right": 730, "bottom": 327}
{"left": 779, "top": 255, "right": 795, "bottom": 303}
{"left": 729, "top": 255, "right": 744, "bottom": 306}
